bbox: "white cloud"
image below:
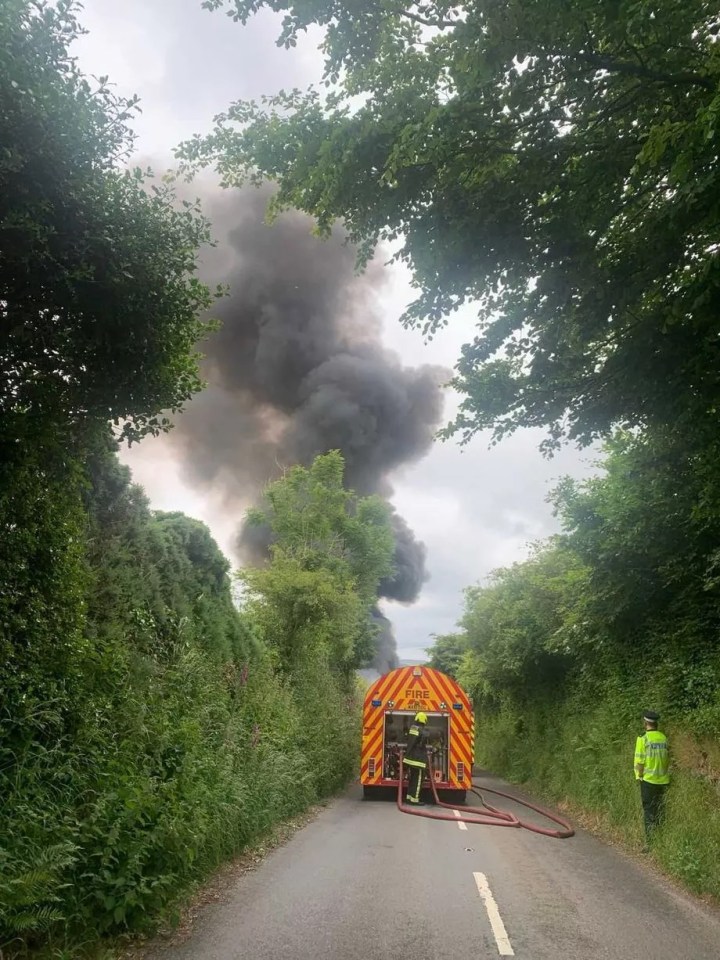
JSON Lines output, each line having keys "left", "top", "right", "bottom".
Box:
{"left": 75, "top": 0, "right": 322, "bottom": 154}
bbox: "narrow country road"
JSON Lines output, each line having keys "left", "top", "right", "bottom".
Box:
{"left": 145, "top": 773, "right": 720, "bottom": 960}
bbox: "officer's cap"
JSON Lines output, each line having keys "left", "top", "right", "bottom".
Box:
{"left": 643, "top": 710, "right": 660, "bottom": 723}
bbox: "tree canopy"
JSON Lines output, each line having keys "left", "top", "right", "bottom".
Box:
{"left": 434, "top": 427, "right": 720, "bottom": 720}
{"left": 431, "top": 425, "right": 720, "bottom": 896}
{"left": 425, "top": 631, "right": 468, "bottom": 680}
{"left": 189, "top": 0, "right": 720, "bottom": 449}
{"left": 1, "top": 0, "right": 218, "bottom": 444}
{"left": 457, "top": 541, "right": 585, "bottom": 704}
{"left": 242, "top": 451, "right": 395, "bottom": 674}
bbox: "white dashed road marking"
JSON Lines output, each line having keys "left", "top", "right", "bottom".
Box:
{"left": 473, "top": 871, "right": 515, "bottom": 956}
{"left": 453, "top": 809, "right": 468, "bottom": 831}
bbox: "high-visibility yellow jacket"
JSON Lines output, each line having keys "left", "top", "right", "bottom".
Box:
{"left": 634, "top": 730, "right": 670, "bottom": 784}
{"left": 403, "top": 723, "right": 428, "bottom": 767}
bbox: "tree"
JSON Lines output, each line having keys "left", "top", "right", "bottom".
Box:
{"left": 1, "top": 0, "right": 220, "bottom": 716}
{"left": 189, "top": 0, "right": 720, "bottom": 449}
{"left": 82, "top": 437, "right": 255, "bottom": 662}
{"left": 426, "top": 632, "right": 468, "bottom": 680}
{"left": 454, "top": 427, "right": 720, "bottom": 714}
{"left": 241, "top": 451, "right": 394, "bottom": 675}
{"left": 551, "top": 430, "right": 720, "bottom": 677}
{"left": 1, "top": 0, "right": 218, "bottom": 445}
{"left": 457, "top": 543, "right": 586, "bottom": 706}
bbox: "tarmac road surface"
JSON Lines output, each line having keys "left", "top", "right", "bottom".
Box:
{"left": 144, "top": 772, "right": 720, "bottom": 960}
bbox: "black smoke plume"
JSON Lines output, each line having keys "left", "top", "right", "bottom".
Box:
{"left": 168, "top": 185, "right": 445, "bottom": 667}
{"left": 369, "top": 607, "right": 398, "bottom": 676}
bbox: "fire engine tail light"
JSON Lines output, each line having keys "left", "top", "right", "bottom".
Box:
{"left": 368, "top": 757, "right": 376, "bottom": 777}
{"left": 456, "top": 761, "right": 465, "bottom": 781}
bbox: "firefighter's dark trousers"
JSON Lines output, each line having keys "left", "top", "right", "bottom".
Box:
{"left": 640, "top": 781, "right": 667, "bottom": 838}
{"left": 404, "top": 759, "right": 426, "bottom": 803}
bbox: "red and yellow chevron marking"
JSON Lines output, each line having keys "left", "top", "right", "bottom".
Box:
{"left": 360, "top": 666, "right": 474, "bottom": 787}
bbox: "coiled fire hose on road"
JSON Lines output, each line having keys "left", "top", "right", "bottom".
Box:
{"left": 396, "top": 750, "right": 575, "bottom": 839}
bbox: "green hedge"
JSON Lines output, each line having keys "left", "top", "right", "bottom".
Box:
{"left": 0, "top": 448, "right": 365, "bottom": 957}
{"left": 475, "top": 682, "right": 720, "bottom": 898}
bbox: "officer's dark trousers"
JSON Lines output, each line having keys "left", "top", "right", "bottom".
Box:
{"left": 404, "top": 761, "right": 426, "bottom": 802}
{"left": 640, "top": 781, "right": 667, "bottom": 837}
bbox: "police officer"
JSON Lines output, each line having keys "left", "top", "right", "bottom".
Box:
{"left": 634, "top": 710, "right": 670, "bottom": 843}
{"left": 403, "top": 712, "right": 429, "bottom": 805}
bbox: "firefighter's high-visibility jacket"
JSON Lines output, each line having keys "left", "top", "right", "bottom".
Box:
{"left": 634, "top": 731, "right": 670, "bottom": 784}
{"left": 404, "top": 723, "right": 428, "bottom": 766}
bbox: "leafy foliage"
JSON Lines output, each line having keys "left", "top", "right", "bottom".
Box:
{"left": 242, "top": 451, "right": 395, "bottom": 675}
{"left": 455, "top": 542, "right": 586, "bottom": 705}
{"left": 1, "top": 10, "right": 371, "bottom": 955}
{"left": 1, "top": 0, "right": 218, "bottom": 443}
{"left": 190, "top": 0, "right": 720, "bottom": 448}
{"left": 427, "top": 430, "right": 720, "bottom": 897}
{"left": 1, "top": 17, "right": 222, "bottom": 932}
{"left": 451, "top": 429, "right": 720, "bottom": 720}
{"left": 425, "top": 632, "right": 468, "bottom": 680}
{"left": 1, "top": 447, "right": 370, "bottom": 955}
{"left": 551, "top": 432, "right": 720, "bottom": 675}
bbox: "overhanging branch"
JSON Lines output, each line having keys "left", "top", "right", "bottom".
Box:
{"left": 400, "top": 8, "right": 457, "bottom": 30}
{"left": 581, "top": 53, "right": 714, "bottom": 91}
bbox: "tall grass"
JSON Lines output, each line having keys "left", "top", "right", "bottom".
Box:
{"left": 476, "top": 687, "right": 720, "bottom": 899}
{"left": 0, "top": 640, "right": 360, "bottom": 957}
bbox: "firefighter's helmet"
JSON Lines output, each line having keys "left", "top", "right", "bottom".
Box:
{"left": 414, "top": 712, "right": 428, "bottom": 724}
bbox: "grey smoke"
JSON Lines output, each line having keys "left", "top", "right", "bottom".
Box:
{"left": 379, "top": 513, "right": 428, "bottom": 604}
{"left": 370, "top": 607, "right": 398, "bottom": 674}
{"left": 168, "top": 184, "right": 446, "bottom": 665}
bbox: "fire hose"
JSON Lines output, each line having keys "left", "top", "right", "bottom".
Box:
{"left": 396, "top": 750, "right": 575, "bottom": 839}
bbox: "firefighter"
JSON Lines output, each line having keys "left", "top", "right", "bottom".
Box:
{"left": 634, "top": 710, "right": 670, "bottom": 845}
{"left": 403, "top": 712, "right": 429, "bottom": 805}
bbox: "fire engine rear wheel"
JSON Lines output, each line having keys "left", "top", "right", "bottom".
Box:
{"left": 363, "top": 785, "right": 395, "bottom": 801}
{"left": 439, "top": 789, "right": 467, "bottom": 805}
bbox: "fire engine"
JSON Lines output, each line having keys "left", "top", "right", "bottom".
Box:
{"left": 360, "top": 665, "right": 474, "bottom": 802}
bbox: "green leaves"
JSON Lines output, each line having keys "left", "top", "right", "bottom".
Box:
{"left": 1, "top": 12, "right": 229, "bottom": 941}
{"left": 454, "top": 542, "right": 586, "bottom": 707}
{"left": 241, "top": 452, "right": 394, "bottom": 674}
{"left": 193, "top": 0, "right": 720, "bottom": 448}
{"left": 1, "top": 1, "right": 217, "bottom": 442}
{"left": 0, "top": 841, "right": 77, "bottom": 942}
{"left": 445, "top": 424, "right": 720, "bottom": 733}
{"left": 1, "top": 443, "right": 364, "bottom": 952}
{"left": 426, "top": 632, "right": 469, "bottom": 680}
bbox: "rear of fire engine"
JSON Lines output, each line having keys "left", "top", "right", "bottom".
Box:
{"left": 360, "top": 666, "right": 474, "bottom": 803}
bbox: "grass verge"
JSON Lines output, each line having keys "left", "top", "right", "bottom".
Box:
{"left": 475, "top": 697, "right": 720, "bottom": 902}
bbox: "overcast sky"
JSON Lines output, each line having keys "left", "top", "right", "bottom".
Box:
{"left": 74, "top": 0, "right": 593, "bottom": 661}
